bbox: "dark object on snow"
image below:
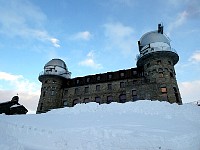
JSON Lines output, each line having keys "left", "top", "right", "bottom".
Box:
{"left": 0, "top": 96, "right": 28, "bottom": 115}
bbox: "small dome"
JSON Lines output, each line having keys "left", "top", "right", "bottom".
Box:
{"left": 140, "top": 31, "right": 170, "bottom": 47}
{"left": 44, "top": 59, "right": 67, "bottom": 69}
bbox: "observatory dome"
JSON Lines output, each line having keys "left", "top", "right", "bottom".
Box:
{"left": 44, "top": 59, "right": 67, "bottom": 69}
{"left": 140, "top": 31, "right": 170, "bottom": 47}
{"left": 40, "top": 58, "right": 71, "bottom": 79}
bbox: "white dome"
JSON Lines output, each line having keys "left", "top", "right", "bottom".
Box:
{"left": 41, "top": 58, "right": 71, "bottom": 79}
{"left": 140, "top": 31, "right": 170, "bottom": 47}
{"left": 44, "top": 59, "right": 67, "bottom": 70}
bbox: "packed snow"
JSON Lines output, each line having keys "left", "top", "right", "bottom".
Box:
{"left": 0, "top": 100, "right": 200, "bottom": 150}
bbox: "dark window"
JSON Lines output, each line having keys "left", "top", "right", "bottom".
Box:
{"left": 159, "top": 72, "right": 164, "bottom": 77}
{"left": 170, "top": 72, "right": 174, "bottom": 78}
{"left": 43, "top": 91, "right": 46, "bottom": 97}
{"left": 85, "top": 87, "right": 89, "bottom": 93}
{"left": 120, "top": 72, "right": 125, "bottom": 77}
{"left": 76, "top": 80, "right": 79, "bottom": 84}
{"left": 51, "top": 90, "right": 55, "bottom": 96}
{"left": 107, "top": 96, "right": 113, "bottom": 104}
{"left": 147, "top": 63, "right": 150, "bottom": 68}
{"left": 40, "top": 103, "right": 43, "bottom": 111}
{"left": 108, "top": 84, "right": 112, "bottom": 90}
{"left": 63, "top": 101, "right": 67, "bottom": 106}
{"left": 97, "top": 76, "right": 101, "bottom": 81}
{"left": 119, "top": 94, "right": 126, "bottom": 103}
{"left": 120, "top": 82, "right": 125, "bottom": 88}
{"left": 73, "top": 99, "right": 79, "bottom": 106}
{"left": 86, "top": 78, "right": 90, "bottom": 83}
{"left": 75, "top": 88, "right": 79, "bottom": 94}
{"left": 133, "top": 70, "right": 137, "bottom": 75}
{"left": 45, "top": 80, "right": 48, "bottom": 83}
{"left": 132, "top": 89, "right": 137, "bottom": 101}
{"left": 108, "top": 74, "right": 112, "bottom": 79}
{"left": 96, "top": 85, "right": 100, "bottom": 91}
{"left": 95, "top": 97, "right": 101, "bottom": 104}
{"left": 157, "top": 60, "right": 161, "bottom": 64}
{"left": 84, "top": 98, "right": 90, "bottom": 103}
{"left": 64, "top": 89, "right": 68, "bottom": 95}
{"left": 168, "top": 61, "right": 172, "bottom": 65}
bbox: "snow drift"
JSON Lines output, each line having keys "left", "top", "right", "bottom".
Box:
{"left": 0, "top": 100, "right": 200, "bottom": 150}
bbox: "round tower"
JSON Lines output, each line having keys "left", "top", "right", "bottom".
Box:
{"left": 137, "top": 24, "right": 182, "bottom": 104}
{"left": 36, "top": 59, "right": 71, "bottom": 113}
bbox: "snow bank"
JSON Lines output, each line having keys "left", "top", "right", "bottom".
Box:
{"left": 0, "top": 100, "right": 200, "bottom": 150}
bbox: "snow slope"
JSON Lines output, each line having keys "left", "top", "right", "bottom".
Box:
{"left": 0, "top": 100, "right": 200, "bottom": 150}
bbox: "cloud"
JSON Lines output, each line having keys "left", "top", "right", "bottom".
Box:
{"left": 189, "top": 51, "right": 200, "bottom": 63}
{"left": 103, "top": 22, "right": 136, "bottom": 56}
{"left": 0, "top": 71, "right": 40, "bottom": 113}
{"left": 167, "top": 11, "right": 188, "bottom": 35}
{"left": 179, "top": 80, "right": 200, "bottom": 103}
{"left": 0, "top": 0, "right": 60, "bottom": 48}
{"left": 167, "top": 0, "right": 200, "bottom": 35}
{"left": 71, "top": 31, "right": 92, "bottom": 41}
{"left": 79, "top": 51, "right": 102, "bottom": 69}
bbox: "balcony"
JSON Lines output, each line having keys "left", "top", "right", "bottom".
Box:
{"left": 136, "top": 46, "right": 178, "bottom": 61}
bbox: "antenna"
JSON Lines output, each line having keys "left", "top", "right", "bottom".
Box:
{"left": 158, "top": 23, "right": 163, "bottom": 34}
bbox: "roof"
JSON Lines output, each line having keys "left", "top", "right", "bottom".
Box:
{"left": 44, "top": 59, "right": 67, "bottom": 69}
{"left": 140, "top": 31, "right": 170, "bottom": 46}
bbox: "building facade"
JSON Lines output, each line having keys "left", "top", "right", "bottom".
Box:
{"left": 37, "top": 24, "right": 182, "bottom": 113}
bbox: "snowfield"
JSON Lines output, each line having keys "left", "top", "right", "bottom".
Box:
{"left": 0, "top": 100, "right": 200, "bottom": 150}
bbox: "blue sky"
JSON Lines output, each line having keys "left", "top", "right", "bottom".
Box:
{"left": 0, "top": 0, "right": 200, "bottom": 113}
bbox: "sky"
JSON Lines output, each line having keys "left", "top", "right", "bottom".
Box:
{"left": 0, "top": 0, "right": 200, "bottom": 113}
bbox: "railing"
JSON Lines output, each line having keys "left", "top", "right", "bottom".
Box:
{"left": 39, "top": 71, "right": 71, "bottom": 79}
{"left": 136, "top": 47, "right": 178, "bottom": 61}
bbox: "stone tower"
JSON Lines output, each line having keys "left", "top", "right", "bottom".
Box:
{"left": 137, "top": 24, "right": 182, "bottom": 104}
{"left": 37, "top": 59, "right": 71, "bottom": 113}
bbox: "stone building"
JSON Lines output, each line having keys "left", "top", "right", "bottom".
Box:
{"left": 37, "top": 24, "right": 182, "bottom": 113}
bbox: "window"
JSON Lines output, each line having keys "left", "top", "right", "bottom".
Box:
{"left": 86, "top": 78, "right": 90, "bottom": 83}
{"left": 159, "top": 72, "right": 164, "bottom": 77}
{"left": 157, "top": 60, "right": 161, "bottom": 64}
{"left": 108, "top": 84, "right": 112, "bottom": 90}
{"left": 75, "top": 88, "right": 79, "bottom": 94}
{"left": 132, "top": 89, "right": 137, "bottom": 101}
{"left": 40, "top": 103, "right": 43, "bottom": 111}
{"left": 120, "top": 72, "right": 125, "bottom": 77}
{"left": 119, "top": 94, "right": 126, "bottom": 103}
{"left": 133, "top": 70, "right": 137, "bottom": 75}
{"left": 73, "top": 99, "right": 79, "bottom": 106}
{"left": 51, "top": 90, "right": 55, "bottom": 96}
{"left": 76, "top": 80, "right": 79, "bottom": 84}
{"left": 97, "top": 76, "right": 101, "bottom": 81}
{"left": 95, "top": 97, "right": 101, "bottom": 104}
{"left": 107, "top": 96, "right": 113, "bottom": 104}
{"left": 85, "top": 86, "right": 89, "bottom": 93}
{"left": 43, "top": 91, "right": 46, "bottom": 97}
{"left": 120, "top": 82, "right": 125, "bottom": 88}
{"left": 96, "top": 85, "right": 100, "bottom": 91}
{"left": 168, "top": 61, "right": 171, "bottom": 65}
{"left": 108, "top": 74, "right": 112, "bottom": 79}
{"left": 147, "top": 63, "right": 150, "bottom": 68}
{"left": 161, "top": 87, "right": 167, "bottom": 93}
{"left": 63, "top": 101, "right": 67, "bottom": 106}
{"left": 84, "top": 98, "right": 90, "bottom": 103}
{"left": 170, "top": 72, "right": 174, "bottom": 78}
{"left": 64, "top": 89, "right": 68, "bottom": 95}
